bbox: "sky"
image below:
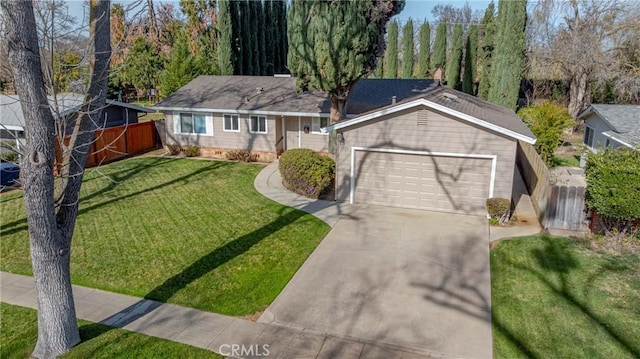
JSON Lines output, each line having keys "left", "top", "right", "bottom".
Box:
{"left": 65, "top": 0, "right": 494, "bottom": 27}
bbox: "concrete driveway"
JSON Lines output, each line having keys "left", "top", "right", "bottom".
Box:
{"left": 259, "top": 205, "right": 492, "bottom": 359}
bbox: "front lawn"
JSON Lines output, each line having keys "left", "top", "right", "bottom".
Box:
{"left": 1, "top": 157, "right": 330, "bottom": 316}
{"left": 0, "top": 303, "right": 222, "bottom": 359}
{"left": 491, "top": 236, "right": 640, "bottom": 358}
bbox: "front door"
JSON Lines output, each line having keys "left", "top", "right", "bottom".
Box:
{"left": 285, "top": 118, "right": 299, "bottom": 150}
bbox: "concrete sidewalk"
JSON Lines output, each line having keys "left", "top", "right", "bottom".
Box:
{"left": 1, "top": 272, "right": 442, "bottom": 359}
{"left": 254, "top": 161, "right": 345, "bottom": 227}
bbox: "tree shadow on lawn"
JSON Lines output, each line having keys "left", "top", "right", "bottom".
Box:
{"left": 0, "top": 159, "right": 229, "bottom": 237}
{"left": 494, "top": 237, "right": 639, "bottom": 358}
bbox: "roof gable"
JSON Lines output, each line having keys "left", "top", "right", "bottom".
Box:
{"left": 580, "top": 104, "right": 640, "bottom": 133}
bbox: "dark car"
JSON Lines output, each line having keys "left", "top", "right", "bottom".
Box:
{"left": 0, "top": 159, "right": 20, "bottom": 187}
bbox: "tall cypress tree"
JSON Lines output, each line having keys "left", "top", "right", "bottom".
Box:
{"left": 231, "top": 0, "right": 243, "bottom": 75}
{"left": 273, "top": 0, "right": 284, "bottom": 73}
{"left": 401, "top": 18, "right": 414, "bottom": 78}
{"left": 462, "top": 24, "right": 478, "bottom": 94}
{"left": 279, "top": 0, "right": 288, "bottom": 73}
{"left": 478, "top": 1, "right": 496, "bottom": 100}
{"left": 417, "top": 20, "right": 430, "bottom": 78}
{"left": 432, "top": 22, "right": 447, "bottom": 78}
{"left": 447, "top": 24, "right": 463, "bottom": 89}
{"left": 250, "top": 0, "right": 259, "bottom": 75}
{"left": 264, "top": 0, "right": 275, "bottom": 74}
{"left": 217, "top": 0, "right": 234, "bottom": 75}
{"left": 488, "top": 0, "right": 526, "bottom": 109}
{"left": 240, "top": 0, "right": 253, "bottom": 75}
{"left": 384, "top": 20, "right": 399, "bottom": 78}
{"left": 257, "top": 1, "right": 266, "bottom": 75}
{"left": 375, "top": 56, "right": 384, "bottom": 78}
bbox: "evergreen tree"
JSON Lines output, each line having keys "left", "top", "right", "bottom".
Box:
{"left": 288, "top": 0, "right": 404, "bottom": 123}
{"left": 432, "top": 22, "right": 447, "bottom": 77}
{"left": 121, "top": 36, "right": 163, "bottom": 94}
{"left": 278, "top": 0, "right": 288, "bottom": 73}
{"left": 231, "top": 0, "right": 243, "bottom": 74}
{"left": 384, "top": 20, "right": 399, "bottom": 79}
{"left": 488, "top": 0, "right": 526, "bottom": 109}
{"left": 462, "top": 24, "right": 478, "bottom": 94}
{"left": 264, "top": 0, "right": 275, "bottom": 74}
{"left": 250, "top": 0, "right": 260, "bottom": 75}
{"left": 401, "top": 19, "right": 414, "bottom": 78}
{"left": 447, "top": 24, "right": 463, "bottom": 89}
{"left": 217, "top": 0, "right": 233, "bottom": 75}
{"left": 273, "top": 0, "right": 283, "bottom": 73}
{"left": 257, "top": 1, "right": 266, "bottom": 75}
{"left": 478, "top": 1, "right": 496, "bottom": 99}
{"left": 375, "top": 56, "right": 384, "bottom": 78}
{"left": 240, "top": 0, "right": 253, "bottom": 75}
{"left": 417, "top": 20, "right": 430, "bottom": 78}
{"left": 159, "top": 29, "right": 205, "bottom": 97}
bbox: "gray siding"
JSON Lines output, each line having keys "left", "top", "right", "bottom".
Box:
{"left": 283, "top": 116, "right": 329, "bottom": 152}
{"left": 584, "top": 113, "right": 621, "bottom": 151}
{"left": 336, "top": 106, "right": 517, "bottom": 205}
{"left": 165, "top": 111, "right": 276, "bottom": 152}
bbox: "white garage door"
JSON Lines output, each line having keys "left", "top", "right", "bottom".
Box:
{"left": 353, "top": 150, "right": 494, "bottom": 216}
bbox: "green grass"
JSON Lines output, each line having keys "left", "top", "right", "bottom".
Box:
{"left": 1, "top": 157, "right": 330, "bottom": 316}
{"left": 0, "top": 303, "right": 222, "bottom": 359}
{"left": 491, "top": 236, "right": 640, "bottom": 358}
{"left": 552, "top": 154, "right": 581, "bottom": 167}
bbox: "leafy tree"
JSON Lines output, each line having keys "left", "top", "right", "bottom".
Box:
{"left": 121, "top": 36, "right": 163, "bottom": 95}
{"left": 240, "top": 0, "right": 253, "bottom": 75}
{"left": 288, "top": 0, "right": 405, "bottom": 124}
{"left": 159, "top": 29, "right": 205, "bottom": 97}
{"left": 462, "top": 24, "right": 478, "bottom": 94}
{"left": 432, "top": 22, "right": 447, "bottom": 76}
{"left": 277, "top": 0, "right": 288, "bottom": 73}
{"left": 417, "top": 20, "right": 430, "bottom": 78}
{"left": 477, "top": 1, "right": 496, "bottom": 100}
{"left": 517, "top": 101, "right": 573, "bottom": 165}
{"left": 374, "top": 56, "right": 384, "bottom": 78}
{"left": 401, "top": 18, "right": 414, "bottom": 78}
{"left": 384, "top": 20, "right": 399, "bottom": 79}
{"left": 1, "top": 0, "right": 110, "bottom": 356}
{"left": 585, "top": 147, "right": 640, "bottom": 236}
{"left": 264, "top": 0, "right": 275, "bottom": 74}
{"left": 257, "top": 0, "right": 266, "bottom": 75}
{"left": 217, "top": 0, "right": 234, "bottom": 75}
{"left": 447, "top": 23, "right": 463, "bottom": 89}
{"left": 230, "top": 0, "right": 243, "bottom": 74}
{"left": 487, "top": 0, "right": 527, "bottom": 110}
{"left": 249, "top": 0, "right": 260, "bottom": 75}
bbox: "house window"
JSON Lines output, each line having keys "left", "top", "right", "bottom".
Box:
{"left": 584, "top": 126, "right": 594, "bottom": 148}
{"left": 312, "top": 117, "right": 329, "bottom": 133}
{"left": 223, "top": 114, "right": 239, "bottom": 132}
{"left": 605, "top": 138, "right": 610, "bottom": 147}
{"left": 250, "top": 115, "right": 267, "bottom": 133}
{"left": 180, "top": 113, "right": 207, "bottom": 134}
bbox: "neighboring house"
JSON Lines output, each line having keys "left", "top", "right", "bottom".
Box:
{"left": 157, "top": 76, "right": 536, "bottom": 216}
{"left": 0, "top": 93, "right": 154, "bottom": 153}
{"left": 579, "top": 104, "right": 640, "bottom": 151}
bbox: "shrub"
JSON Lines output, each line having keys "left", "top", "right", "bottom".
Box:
{"left": 226, "top": 149, "right": 257, "bottom": 162}
{"left": 517, "top": 101, "right": 573, "bottom": 165}
{"left": 486, "top": 198, "right": 511, "bottom": 224}
{"left": 0, "top": 150, "right": 19, "bottom": 163}
{"left": 585, "top": 147, "right": 640, "bottom": 237}
{"left": 279, "top": 149, "right": 335, "bottom": 199}
{"left": 184, "top": 145, "right": 200, "bottom": 157}
{"left": 167, "top": 144, "right": 181, "bottom": 155}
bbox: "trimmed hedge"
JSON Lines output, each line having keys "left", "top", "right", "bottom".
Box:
{"left": 486, "top": 197, "right": 510, "bottom": 224}
{"left": 279, "top": 149, "right": 335, "bottom": 199}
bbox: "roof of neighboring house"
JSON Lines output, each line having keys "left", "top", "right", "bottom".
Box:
{"left": 345, "top": 79, "right": 438, "bottom": 114}
{"left": 580, "top": 104, "right": 640, "bottom": 148}
{"left": 153, "top": 76, "right": 332, "bottom": 116}
{"left": 324, "top": 85, "right": 536, "bottom": 144}
{"left": 0, "top": 93, "right": 154, "bottom": 131}
{"left": 580, "top": 104, "right": 640, "bottom": 133}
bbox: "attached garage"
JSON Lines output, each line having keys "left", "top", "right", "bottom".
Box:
{"left": 351, "top": 149, "right": 495, "bottom": 216}
{"left": 325, "top": 87, "right": 537, "bottom": 217}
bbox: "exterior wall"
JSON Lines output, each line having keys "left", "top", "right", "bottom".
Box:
{"left": 164, "top": 110, "right": 276, "bottom": 153}
{"left": 584, "top": 113, "right": 619, "bottom": 151}
{"left": 335, "top": 106, "right": 518, "bottom": 203}
{"left": 283, "top": 116, "right": 329, "bottom": 152}
{"left": 103, "top": 106, "right": 139, "bottom": 128}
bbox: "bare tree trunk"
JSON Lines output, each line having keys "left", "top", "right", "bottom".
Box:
{"left": 329, "top": 96, "right": 346, "bottom": 124}
{"left": 1, "top": 1, "right": 111, "bottom": 358}
{"left": 568, "top": 70, "right": 590, "bottom": 121}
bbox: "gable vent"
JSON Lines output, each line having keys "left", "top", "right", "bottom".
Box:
{"left": 417, "top": 110, "right": 428, "bottom": 126}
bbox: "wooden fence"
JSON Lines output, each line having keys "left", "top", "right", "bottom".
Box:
{"left": 516, "top": 140, "right": 552, "bottom": 222}
{"left": 56, "top": 121, "right": 158, "bottom": 169}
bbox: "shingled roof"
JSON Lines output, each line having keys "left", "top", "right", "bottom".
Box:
{"left": 155, "top": 75, "right": 535, "bottom": 142}
{"left": 580, "top": 104, "right": 640, "bottom": 148}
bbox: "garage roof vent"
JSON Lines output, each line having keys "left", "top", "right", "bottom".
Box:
{"left": 443, "top": 92, "right": 459, "bottom": 102}
{"left": 417, "top": 110, "right": 428, "bottom": 126}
